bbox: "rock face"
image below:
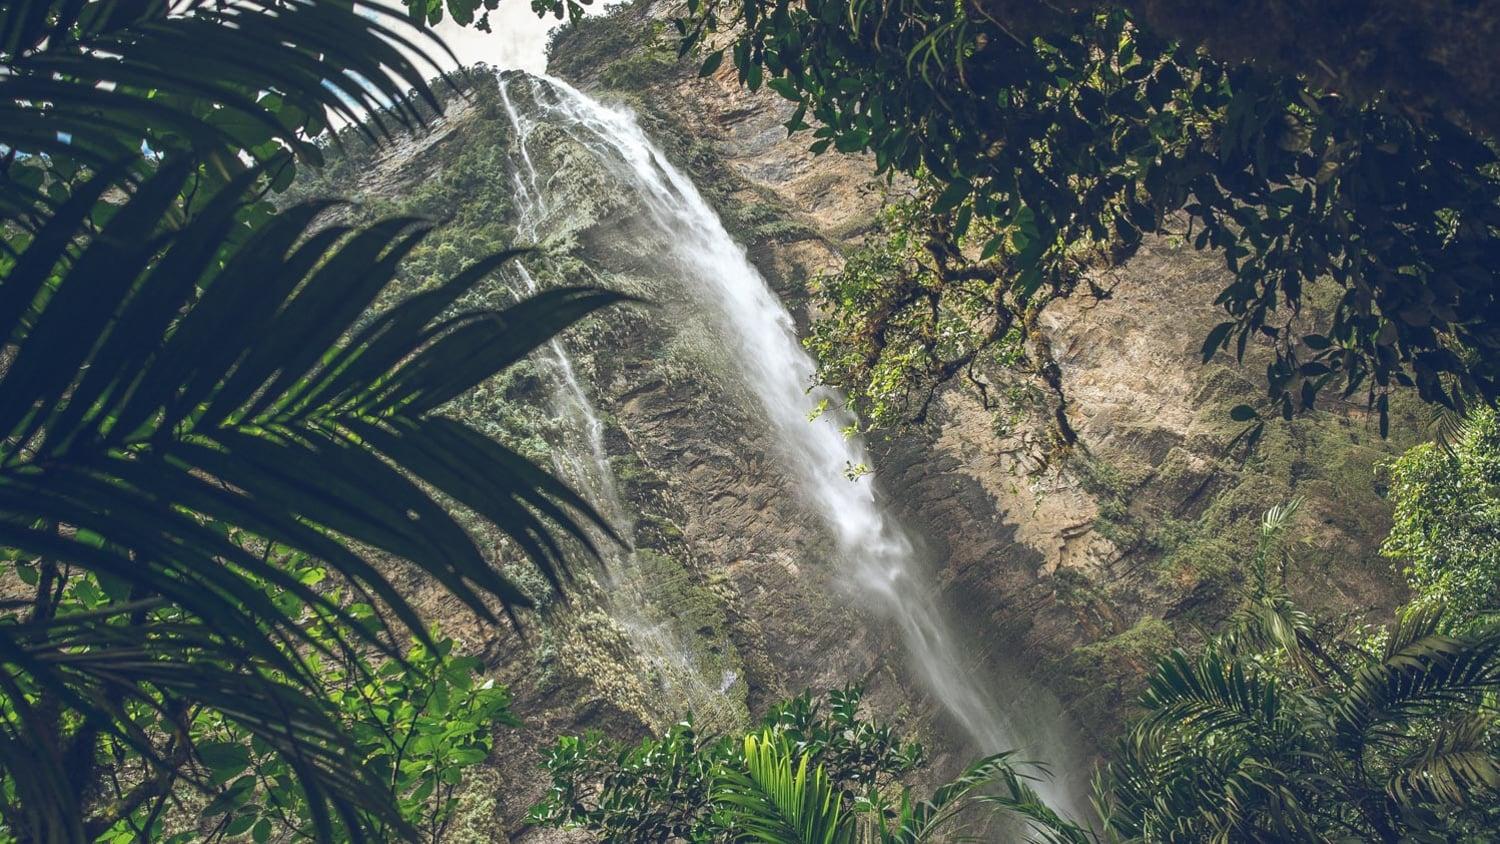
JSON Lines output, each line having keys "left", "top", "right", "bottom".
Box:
{"left": 301, "top": 2, "right": 1418, "bottom": 836}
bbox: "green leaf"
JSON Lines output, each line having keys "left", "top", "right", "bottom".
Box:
{"left": 767, "top": 77, "right": 800, "bottom": 101}
{"left": 699, "top": 49, "right": 725, "bottom": 77}
{"left": 931, "top": 179, "right": 971, "bottom": 215}
{"left": 224, "top": 812, "right": 258, "bottom": 836}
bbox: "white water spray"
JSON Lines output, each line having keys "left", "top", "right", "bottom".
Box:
{"left": 500, "top": 71, "right": 1086, "bottom": 814}
{"left": 498, "top": 77, "right": 740, "bottom": 729}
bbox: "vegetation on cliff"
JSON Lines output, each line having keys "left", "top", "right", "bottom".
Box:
{"left": 529, "top": 686, "right": 1073, "bottom": 842}
{"left": 1383, "top": 406, "right": 1500, "bottom": 632}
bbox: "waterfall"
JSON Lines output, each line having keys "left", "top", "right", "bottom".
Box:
{"left": 498, "top": 70, "right": 1087, "bottom": 815}
{"left": 498, "top": 78, "right": 741, "bottom": 729}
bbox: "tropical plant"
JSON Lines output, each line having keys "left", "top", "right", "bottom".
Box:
{"left": 73, "top": 543, "right": 515, "bottom": 843}
{"left": 1100, "top": 606, "right": 1500, "bottom": 842}
{"left": 511, "top": 0, "right": 1500, "bottom": 439}
{"left": 717, "top": 731, "right": 852, "bottom": 844}
{"left": 529, "top": 686, "right": 920, "bottom": 840}
{"left": 1079, "top": 503, "right": 1500, "bottom": 841}
{"left": 529, "top": 685, "right": 1080, "bottom": 842}
{"left": 1, "top": 0, "right": 620, "bottom": 838}
{"left": 1383, "top": 404, "right": 1500, "bottom": 630}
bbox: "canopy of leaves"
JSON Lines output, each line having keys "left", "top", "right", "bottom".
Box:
{"left": 401, "top": 0, "right": 588, "bottom": 29}
{"left": 672, "top": 0, "right": 1500, "bottom": 433}
{"left": 1383, "top": 405, "right": 1500, "bottom": 630}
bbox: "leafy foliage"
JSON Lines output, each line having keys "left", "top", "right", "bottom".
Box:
{"left": 529, "top": 686, "right": 1071, "bottom": 842}
{"left": 717, "top": 731, "right": 852, "bottom": 844}
{"left": 667, "top": 0, "right": 1500, "bottom": 433}
{"left": 803, "top": 196, "right": 1027, "bottom": 431}
{"left": 1, "top": 0, "right": 624, "bottom": 838}
{"left": 530, "top": 506, "right": 1500, "bottom": 843}
{"left": 60, "top": 544, "right": 516, "bottom": 843}
{"left": 1092, "top": 504, "right": 1500, "bottom": 842}
{"left": 529, "top": 687, "right": 920, "bottom": 840}
{"left": 1383, "top": 405, "right": 1500, "bottom": 629}
{"left": 1102, "top": 608, "right": 1500, "bottom": 841}
{"left": 1, "top": 0, "right": 450, "bottom": 223}
{"left": 0, "top": 156, "right": 616, "bottom": 837}
{"left": 401, "top": 0, "right": 587, "bottom": 30}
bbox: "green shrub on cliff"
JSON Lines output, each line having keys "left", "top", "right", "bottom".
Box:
{"left": 1383, "top": 406, "right": 1500, "bottom": 630}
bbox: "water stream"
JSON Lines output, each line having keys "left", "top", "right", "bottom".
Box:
{"left": 498, "top": 78, "right": 739, "bottom": 728}
{"left": 497, "top": 70, "right": 1088, "bottom": 815}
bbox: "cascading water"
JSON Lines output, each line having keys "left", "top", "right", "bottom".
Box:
{"left": 498, "top": 78, "right": 741, "bottom": 729}
{"left": 498, "top": 69, "right": 1087, "bottom": 815}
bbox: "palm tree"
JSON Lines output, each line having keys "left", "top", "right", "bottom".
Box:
{"left": 1, "top": 1, "right": 619, "bottom": 838}
{"left": 1096, "top": 500, "right": 1500, "bottom": 844}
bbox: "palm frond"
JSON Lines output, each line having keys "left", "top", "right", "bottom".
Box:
{"left": 716, "top": 731, "right": 853, "bottom": 844}
{"left": 1426, "top": 398, "right": 1474, "bottom": 455}
{"left": 1224, "top": 593, "right": 1347, "bottom": 686}
{"left": 1139, "top": 648, "right": 1289, "bottom": 738}
{"left": 1249, "top": 497, "right": 1301, "bottom": 596}
{"left": 963, "top": 755, "right": 1094, "bottom": 844}
{"left": 1387, "top": 712, "right": 1500, "bottom": 807}
{"left": 1332, "top": 613, "right": 1500, "bottom": 755}
{"left": 0, "top": 159, "right": 624, "bottom": 837}
{"left": 0, "top": 610, "right": 397, "bottom": 840}
{"left": 1103, "top": 717, "right": 1321, "bottom": 843}
{"left": 0, "top": 0, "right": 454, "bottom": 216}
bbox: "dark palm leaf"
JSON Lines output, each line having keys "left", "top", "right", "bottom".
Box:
{"left": 1426, "top": 398, "right": 1474, "bottom": 455}
{"left": 932, "top": 754, "right": 1091, "bottom": 844}
{"left": 1225, "top": 593, "right": 1345, "bottom": 687}
{"left": 0, "top": 612, "right": 391, "bottom": 839}
{"left": 1387, "top": 712, "right": 1500, "bottom": 807}
{"left": 1139, "top": 648, "right": 1288, "bottom": 737}
{"left": 1331, "top": 609, "right": 1500, "bottom": 755}
{"left": 0, "top": 0, "right": 453, "bottom": 217}
{"left": 1110, "top": 645, "right": 1330, "bottom": 842}
{"left": 0, "top": 159, "right": 624, "bottom": 839}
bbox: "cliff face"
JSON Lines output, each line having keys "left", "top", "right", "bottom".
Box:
{"left": 543, "top": 0, "right": 1414, "bottom": 731}
{"left": 299, "top": 2, "right": 1419, "bottom": 836}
